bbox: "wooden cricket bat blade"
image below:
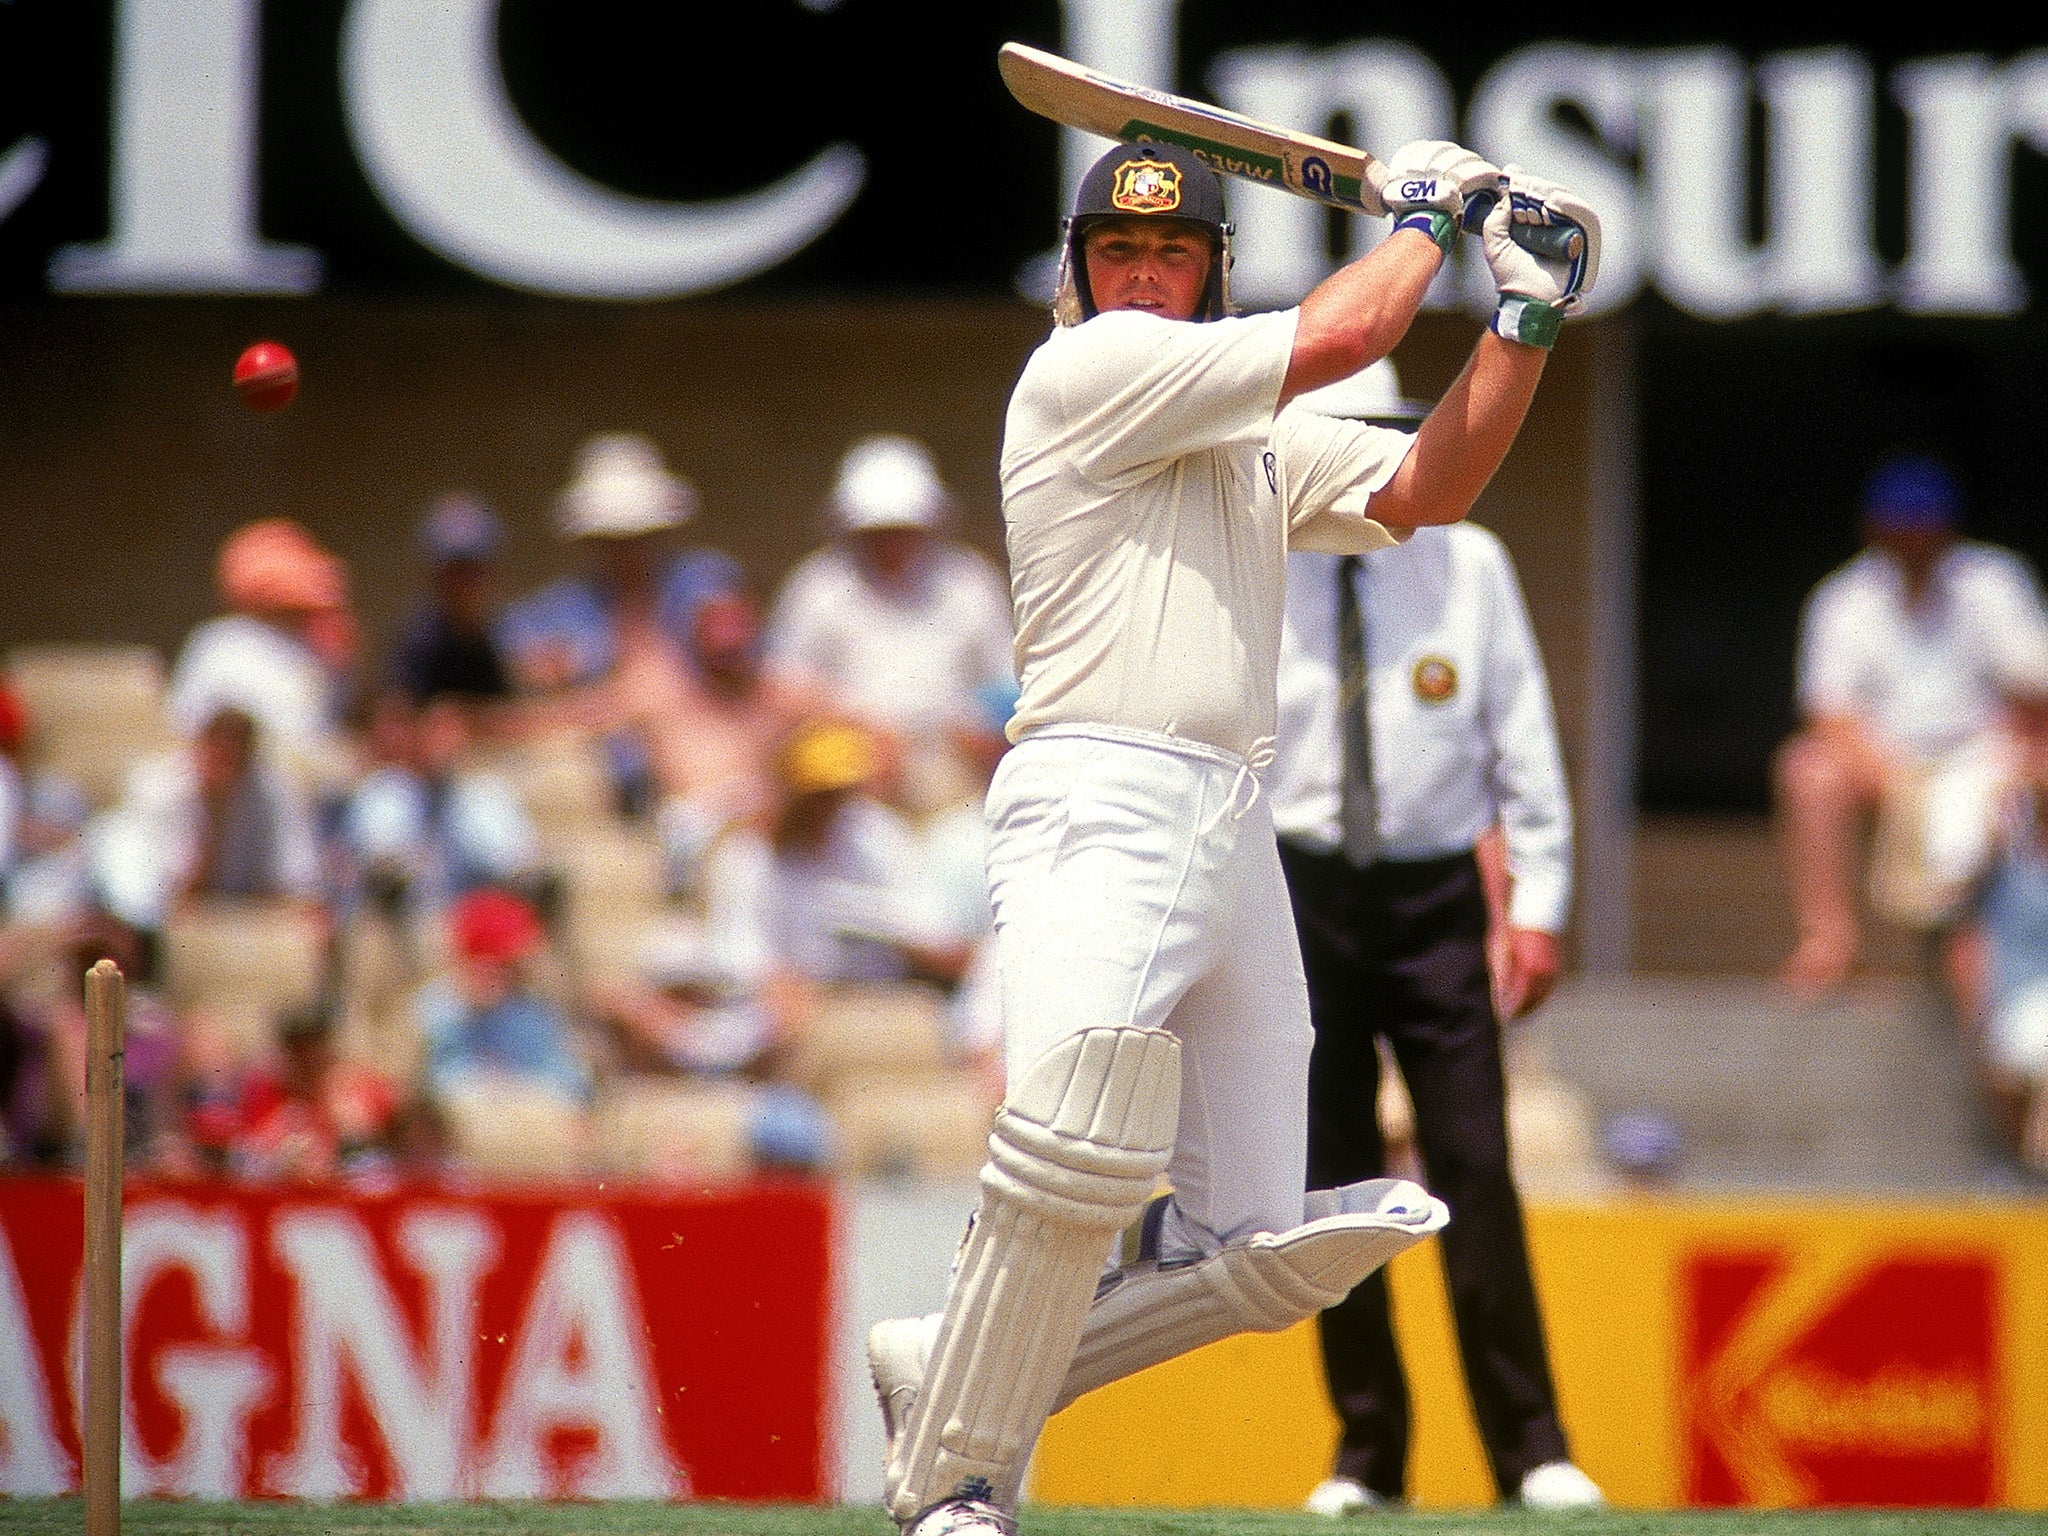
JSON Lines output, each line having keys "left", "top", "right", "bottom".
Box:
{"left": 997, "top": 42, "right": 1587, "bottom": 266}
{"left": 997, "top": 41, "right": 1389, "bottom": 215}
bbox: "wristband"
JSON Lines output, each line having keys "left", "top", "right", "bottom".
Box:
{"left": 1491, "top": 294, "right": 1563, "bottom": 349}
{"left": 1390, "top": 210, "right": 1456, "bottom": 256}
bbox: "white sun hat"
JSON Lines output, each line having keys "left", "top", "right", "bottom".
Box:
{"left": 1292, "top": 358, "right": 1428, "bottom": 427}
{"left": 555, "top": 432, "right": 700, "bottom": 539}
{"left": 829, "top": 433, "right": 953, "bottom": 532}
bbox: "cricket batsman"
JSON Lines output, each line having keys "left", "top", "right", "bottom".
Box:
{"left": 870, "top": 136, "right": 1600, "bottom": 1536}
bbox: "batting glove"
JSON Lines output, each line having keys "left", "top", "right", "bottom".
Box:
{"left": 1483, "top": 165, "right": 1602, "bottom": 349}
{"left": 1379, "top": 140, "right": 1502, "bottom": 255}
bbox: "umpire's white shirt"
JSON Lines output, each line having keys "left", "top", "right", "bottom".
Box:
{"left": 1000, "top": 309, "right": 1413, "bottom": 763}
{"left": 1796, "top": 542, "right": 2048, "bottom": 761}
{"left": 1271, "top": 524, "right": 1573, "bottom": 933}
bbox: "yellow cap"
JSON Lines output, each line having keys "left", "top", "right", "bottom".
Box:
{"left": 777, "top": 721, "right": 878, "bottom": 796}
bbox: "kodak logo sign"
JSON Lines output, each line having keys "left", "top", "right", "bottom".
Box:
{"left": 1684, "top": 1249, "right": 1998, "bottom": 1507}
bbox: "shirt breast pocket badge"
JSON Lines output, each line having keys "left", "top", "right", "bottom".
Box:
{"left": 1411, "top": 655, "right": 1459, "bottom": 704}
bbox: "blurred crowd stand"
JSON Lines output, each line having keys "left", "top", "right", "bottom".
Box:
{"left": 0, "top": 429, "right": 1018, "bottom": 1188}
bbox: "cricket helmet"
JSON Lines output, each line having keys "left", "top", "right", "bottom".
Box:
{"left": 1057, "top": 140, "right": 1232, "bottom": 325}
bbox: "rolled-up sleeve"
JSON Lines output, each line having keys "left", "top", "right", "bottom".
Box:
{"left": 1275, "top": 408, "right": 1415, "bottom": 555}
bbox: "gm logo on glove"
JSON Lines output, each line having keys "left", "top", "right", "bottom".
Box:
{"left": 1397, "top": 178, "right": 1441, "bottom": 203}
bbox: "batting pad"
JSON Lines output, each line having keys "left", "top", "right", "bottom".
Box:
{"left": 1053, "top": 1176, "right": 1448, "bottom": 1411}
{"left": 884, "top": 1026, "right": 1181, "bottom": 1522}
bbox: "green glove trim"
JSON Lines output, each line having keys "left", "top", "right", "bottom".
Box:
{"left": 1491, "top": 295, "right": 1564, "bottom": 349}
{"left": 1391, "top": 210, "right": 1457, "bottom": 256}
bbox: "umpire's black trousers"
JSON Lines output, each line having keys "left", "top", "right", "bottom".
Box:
{"left": 1279, "top": 840, "right": 1568, "bottom": 1501}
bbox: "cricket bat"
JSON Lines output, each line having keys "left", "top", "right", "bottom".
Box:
{"left": 997, "top": 41, "right": 1582, "bottom": 263}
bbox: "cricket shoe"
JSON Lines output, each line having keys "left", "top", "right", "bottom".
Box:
{"left": 902, "top": 1498, "right": 1017, "bottom": 1536}
{"left": 868, "top": 1313, "right": 939, "bottom": 1457}
{"left": 1305, "top": 1476, "right": 1397, "bottom": 1516}
{"left": 1516, "top": 1460, "right": 1604, "bottom": 1510}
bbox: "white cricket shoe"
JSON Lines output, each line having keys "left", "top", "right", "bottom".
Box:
{"left": 903, "top": 1498, "right": 1017, "bottom": 1536}
{"left": 1304, "top": 1476, "right": 1393, "bottom": 1516}
{"left": 1517, "top": 1460, "right": 1605, "bottom": 1510}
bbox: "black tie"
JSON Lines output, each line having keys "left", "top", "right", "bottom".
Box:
{"left": 1336, "top": 555, "right": 1378, "bottom": 866}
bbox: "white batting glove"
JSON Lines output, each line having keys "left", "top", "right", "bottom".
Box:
{"left": 1379, "top": 140, "right": 1502, "bottom": 255}
{"left": 1483, "top": 165, "right": 1601, "bottom": 348}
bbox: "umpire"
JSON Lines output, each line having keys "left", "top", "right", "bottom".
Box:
{"left": 1270, "top": 361, "right": 1600, "bottom": 1512}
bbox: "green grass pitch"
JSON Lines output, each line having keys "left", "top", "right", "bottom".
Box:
{"left": 2, "top": 1504, "right": 2044, "bottom": 1536}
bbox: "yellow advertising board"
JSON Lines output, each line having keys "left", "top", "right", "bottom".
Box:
{"left": 1030, "top": 1196, "right": 2048, "bottom": 1510}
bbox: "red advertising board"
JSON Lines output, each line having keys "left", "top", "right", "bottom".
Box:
{"left": 1684, "top": 1251, "right": 1999, "bottom": 1506}
{"left": 0, "top": 1175, "right": 835, "bottom": 1501}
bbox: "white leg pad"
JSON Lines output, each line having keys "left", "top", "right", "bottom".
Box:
{"left": 1053, "top": 1177, "right": 1448, "bottom": 1411}
{"left": 883, "top": 1026, "right": 1180, "bottom": 1523}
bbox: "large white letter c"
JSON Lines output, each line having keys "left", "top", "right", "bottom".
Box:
{"left": 341, "top": 0, "right": 865, "bottom": 298}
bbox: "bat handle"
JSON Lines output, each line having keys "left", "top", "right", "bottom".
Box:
{"left": 1460, "top": 191, "right": 1585, "bottom": 265}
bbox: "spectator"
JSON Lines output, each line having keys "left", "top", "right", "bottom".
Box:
{"left": 392, "top": 494, "right": 513, "bottom": 706}
{"left": 766, "top": 435, "right": 1014, "bottom": 814}
{"left": 498, "top": 433, "right": 738, "bottom": 813}
{"left": 0, "top": 680, "right": 94, "bottom": 924}
{"left": 417, "top": 887, "right": 588, "bottom": 1109}
{"left": 166, "top": 518, "right": 356, "bottom": 787}
{"left": 924, "top": 681, "right": 1019, "bottom": 1081}
{"left": 701, "top": 720, "right": 953, "bottom": 995}
{"left": 35, "top": 915, "right": 191, "bottom": 1172}
{"left": 188, "top": 1003, "right": 403, "bottom": 1182}
{"left": 341, "top": 692, "right": 540, "bottom": 927}
{"left": 1776, "top": 456, "right": 2048, "bottom": 994}
{"left": 1937, "top": 654, "right": 2048, "bottom": 1173}
{"left": 587, "top": 923, "right": 833, "bottom": 1172}
{"left": 90, "top": 706, "right": 321, "bottom": 932}
{"left": 0, "top": 681, "right": 26, "bottom": 879}
{"left": 647, "top": 589, "right": 824, "bottom": 893}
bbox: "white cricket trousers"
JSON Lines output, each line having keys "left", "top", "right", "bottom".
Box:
{"left": 984, "top": 724, "right": 1314, "bottom": 1261}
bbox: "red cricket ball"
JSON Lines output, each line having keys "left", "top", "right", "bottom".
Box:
{"left": 233, "top": 340, "right": 298, "bottom": 412}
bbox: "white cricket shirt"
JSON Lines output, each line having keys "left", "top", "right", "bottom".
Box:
{"left": 765, "top": 540, "right": 1014, "bottom": 740}
{"left": 1270, "top": 525, "right": 1573, "bottom": 933}
{"left": 1796, "top": 542, "right": 2048, "bottom": 760}
{"left": 1000, "top": 308, "right": 1412, "bottom": 763}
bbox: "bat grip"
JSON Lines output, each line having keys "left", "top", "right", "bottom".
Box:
{"left": 1460, "top": 191, "right": 1584, "bottom": 264}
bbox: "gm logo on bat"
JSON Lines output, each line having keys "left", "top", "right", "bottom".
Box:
{"left": 1300, "top": 156, "right": 1333, "bottom": 197}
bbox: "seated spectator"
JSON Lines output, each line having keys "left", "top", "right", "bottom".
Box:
{"left": 765, "top": 435, "right": 1014, "bottom": 814}
{"left": 927, "top": 682, "right": 1018, "bottom": 1092}
{"left": 586, "top": 923, "right": 833, "bottom": 1172}
{"left": 1938, "top": 657, "right": 2048, "bottom": 1172}
{"left": 187, "top": 1002, "right": 403, "bottom": 1182}
{"left": 167, "top": 518, "right": 357, "bottom": 790}
{"left": 648, "top": 589, "right": 823, "bottom": 893}
{"left": 0, "top": 680, "right": 94, "bottom": 925}
{"left": 90, "top": 707, "right": 320, "bottom": 932}
{"left": 417, "top": 887, "right": 588, "bottom": 1109}
{"left": 498, "top": 433, "right": 739, "bottom": 815}
{"left": 392, "top": 494, "right": 513, "bottom": 707}
{"left": 33, "top": 914, "right": 191, "bottom": 1171}
{"left": 701, "top": 720, "right": 955, "bottom": 995}
{"left": 1775, "top": 457, "right": 2048, "bottom": 994}
{"left": 341, "top": 692, "right": 540, "bottom": 927}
